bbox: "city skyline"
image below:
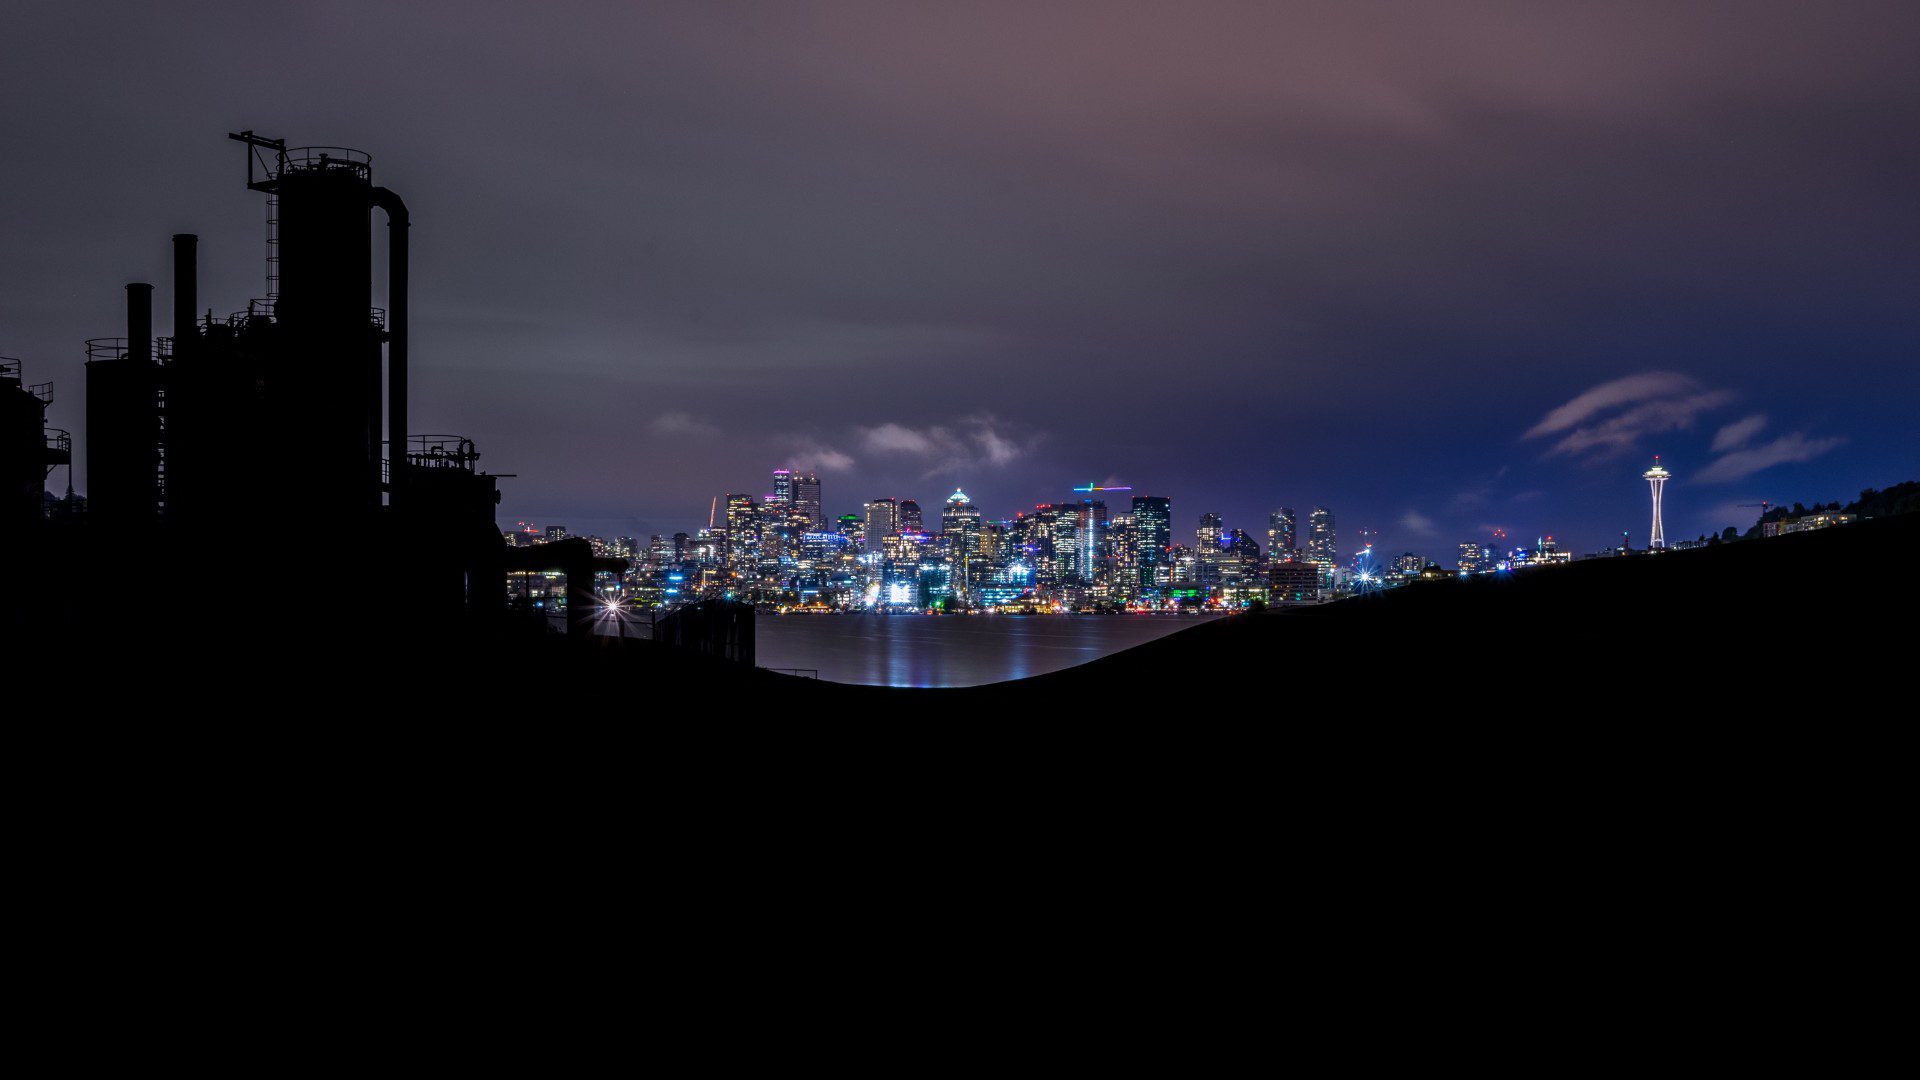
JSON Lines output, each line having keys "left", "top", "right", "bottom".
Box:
{"left": 5, "top": 4, "right": 1917, "bottom": 555}
{"left": 504, "top": 449, "right": 1729, "bottom": 564}
{"left": 509, "top": 450, "right": 1887, "bottom": 617}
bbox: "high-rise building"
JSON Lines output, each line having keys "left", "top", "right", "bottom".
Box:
{"left": 1196, "top": 513, "right": 1224, "bottom": 590}
{"left": 1197, "top": 513, "right": 1223, "bottom": 549}
{"left": 1108, "top": 512, "right": 1137, "bottom": 599}
{"left": 898, "top": 498, "right": 923, "bottom": 533}
{"left": 941, "top": 488, "right": 983, "bottom": 593}
{"left": 1220, "top": 528, "right": 1262, "bottom": 602}
{"left": 790, "top": 470, "right": 823, "bottom": 531}
{"left": 1073, "top": 499, "right": 1109, "bottom": 583}
{"left": 864, "top": 498, "right": 897, "bottom": 548}
{"left": 1307, "top": 507, "right": 1336, "bottom": 564}
{"left": 1130, "top": 496, "right": 1171, "bottom": 597}
{"left": 724, "top": 494, "right": 757, "bottom": 572}
{"left": 770, "top": 468, "right": 792, "bottom": 513}
{"left": 1268, "top": 507, "right": 1297, "bottom": 561}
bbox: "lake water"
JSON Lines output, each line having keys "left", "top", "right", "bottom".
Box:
{"left": 754, "top": 613, "right": 1229, "bottom": 687}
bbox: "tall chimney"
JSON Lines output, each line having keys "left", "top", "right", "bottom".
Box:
{"left": 126, "top": 283, "right": 153, "bottom": 363}
{"left": 172, "top": 234, "right": 197, "bottom": 356}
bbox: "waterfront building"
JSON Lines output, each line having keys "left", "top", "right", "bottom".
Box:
{"left": 1108, "top": 512, "right": 1137, "bottom": 600}
{"left": 1073, "top": 499, "right": 1109, "bottom": 584}
{"left": 1130, "top": 495, "right": 1171, "bottom": 600}
{"left": 941, "top": 488, "right": 983, "bottom": 595}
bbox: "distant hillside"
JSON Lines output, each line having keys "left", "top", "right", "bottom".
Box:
{"left": 1746, "top": 479, "right": 1917, "bottom": 536}
{"left": 1845, "top": 481, "right": 1920, "bottom": 520}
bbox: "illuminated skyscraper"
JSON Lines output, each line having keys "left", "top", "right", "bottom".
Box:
{"left": 1130, "top": 495, "right": 1171, "bottom": 596}
{"left": 1643, "top": 456, "right": 1670, "bottom": 549}
{"left": 724, "top": 494, "right": 757, "bottom": 572}
{"left": 1268, "top": 507, "right": 1297, "bottom": 560}
{"left": 1197, "top": 513, "right": 1223, "bottom": 549}
{"left": 941, "top": 488, "right": 983, "bottom": 592}
{"left": 1073, "top": 499, "right": 1109, "bottom": 583}
{"left": 1196, "top": 513, "right": 1224, "bottom": 590}
{"left": 789, "top": 469, "right": 822, "bottom": 530}
{"left": 899, "top": 499, "right": 923, "bottom": 533}
{"left": 864, "top": 498, "right": 897, "bottom": 548}
{"left": 1307, "top": 507, "right": 1336, "bottom": 564}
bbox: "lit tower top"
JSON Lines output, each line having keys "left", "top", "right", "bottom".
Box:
{"left": 1643, "top": 455, "right": 1672, "bottom": 549}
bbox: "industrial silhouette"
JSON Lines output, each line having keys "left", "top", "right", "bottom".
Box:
{"left": 2, "top": 131, "right": 760, "bottom": 660}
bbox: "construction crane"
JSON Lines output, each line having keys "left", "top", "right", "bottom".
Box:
{"left": 1736, "top": 501, "right": 1772, "bottom": 530}
{"left": 1072, "top": 482, "right": 1132, "bottom": 494}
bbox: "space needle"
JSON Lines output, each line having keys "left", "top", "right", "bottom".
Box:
{"left": 1643, "top": 456, "right": 1671, "bottom": 549}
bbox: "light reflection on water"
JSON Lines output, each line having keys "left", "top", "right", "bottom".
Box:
{"left": 754, "top": 613, "right": 1229, "bottom": 688}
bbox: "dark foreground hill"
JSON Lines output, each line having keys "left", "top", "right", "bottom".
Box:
{"left": 10, "top": 515, "right": 1912, "bottom": 1042}
{"left": 1000, "top": 508, "right": 1920, "bottom": 702}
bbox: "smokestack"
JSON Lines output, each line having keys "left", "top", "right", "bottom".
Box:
{"left": 126, "top": 283, "right": 153, "bottom": 363}
{"left": 171, "top": 234, "right": 197, "bottom": 356}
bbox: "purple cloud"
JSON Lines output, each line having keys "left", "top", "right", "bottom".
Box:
{"left": 1696, "top": 432, "right": 1846, "bottom": 483}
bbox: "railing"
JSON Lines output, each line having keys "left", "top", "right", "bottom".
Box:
{"left": 213, "top": 303, "right": 386, "bottom": 328}
{"left": 279, "top": 146, "right": 372, "bottom": 177}
{"left": 0, "top": 357, "right": 19, "bottom": 380}
{"left": 82, "top": 337, "right": 177, "bottom": 365}
{"left": 225, "top": 298, "right": 276, "bottom": 325}
{"left": 405, "top": 434, "right": 479, "bottom": 471}
{"left": 27, "top": 382, "right": 53, "bottom": 403}
{"left": 45, "top": 429, "right": 71, "bottom": 456}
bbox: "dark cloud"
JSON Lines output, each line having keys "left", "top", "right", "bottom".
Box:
{"left": 3, "top": 1, "right": 1915, "bottom": 548}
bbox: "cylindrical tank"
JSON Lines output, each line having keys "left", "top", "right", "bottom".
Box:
{"left": 271, "top": 149, "right": 380, "bottom": 517}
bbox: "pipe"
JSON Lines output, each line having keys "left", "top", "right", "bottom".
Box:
{"left": 126, "top": 283, "right": 153, "bottom": 363}
{"left": 371, "top": 187, "right": 408, "bottom": 508}
{"left": 171, "top": 234, "right": 197, "bottom": 359}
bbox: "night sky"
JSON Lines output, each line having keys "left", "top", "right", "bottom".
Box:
{"left": 5, "top": 2, "right": 1915, "bottom": 556}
